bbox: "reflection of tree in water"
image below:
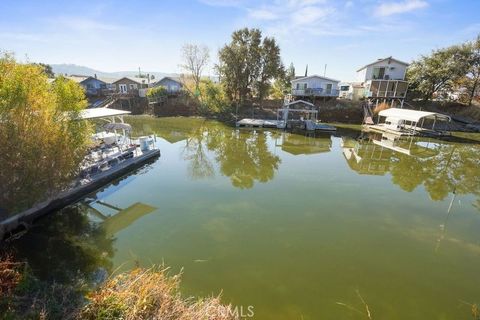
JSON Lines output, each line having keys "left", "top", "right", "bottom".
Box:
{"left": 346, "top": 135, "right": 480, "bottom": 202}
{"left": 183, "top": 127, "right": 215, "bottom": 180}
{"left": 183, "top": 123, "right": 281, "bottom": 189}
{"left": 9, "top": 204, "right": 114, "bottom": 284}
{"left": 212, "top": 130, "right": 281, "bottom": 189}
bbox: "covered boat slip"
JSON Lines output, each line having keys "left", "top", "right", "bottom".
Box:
{"left": 365, "top": 108, "right": 451, "bottom": 136}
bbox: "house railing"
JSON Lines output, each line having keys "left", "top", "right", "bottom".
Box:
{"left": 292, "top": 88, "right": 339, "bottom": 97}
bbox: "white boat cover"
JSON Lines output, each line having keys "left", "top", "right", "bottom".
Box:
{"left": 378, "top": 108, "right": 450, "bottom": 123}
{"left": 80, "top": 108, "right": 131, "bottom": 120}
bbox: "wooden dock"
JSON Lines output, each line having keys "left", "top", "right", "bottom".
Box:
{"left": 0, "top": 149, "right": 160, "bottom": 240}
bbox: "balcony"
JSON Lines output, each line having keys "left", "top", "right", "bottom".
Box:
{"left": 365, "top": 80, "right": 408, "bottom": 98}
{"left": 292, "top": 88, "right": 339, "bottom": 97}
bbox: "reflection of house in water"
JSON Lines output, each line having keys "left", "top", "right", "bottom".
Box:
{"left": 341, "top": 132, "right": 438, "bottom": 175}
{"left": 276, "top": 132, "right": 332, "bottom": 155}
{"left": 157, "top": 130, "right": 188, "bottom": 144}
{"left": 86, "top": 201, "right": 157, "bottom": 237}
{"left": 371, "top": 132, "right": 438, "bottom": 157}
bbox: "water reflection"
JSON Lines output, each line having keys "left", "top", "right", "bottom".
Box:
{"left": 275, "top": 132, "right": 332, "bottom": 155}
{"left": 178, "top": 123, "right": 281, "bottom": 189}
{"left": 342, "top": 131, "right": 480, "bottom": 202}
{"left": 8, "top": 205, "right": 114, "bottom": 283}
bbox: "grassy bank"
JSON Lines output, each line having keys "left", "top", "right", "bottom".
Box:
{"left": 0, "top": 255, "right": 237, "bottom": 320}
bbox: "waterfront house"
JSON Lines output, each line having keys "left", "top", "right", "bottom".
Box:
{"left": 152, "top": 77, "right": 183, "bottom": 94}
{"left": 112, "top": 77, "right": 150, "bottom": 95}
{"left": 291, "top": 75, "right": 340, "bottom": 98}
{"left": 64, "top": 75, "right": 116, "bottom": 96}
{"left": 356, "top": 57, "right": 409, "bottom": 103}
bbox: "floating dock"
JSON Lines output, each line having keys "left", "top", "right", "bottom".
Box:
{"left": 236, "top": 118, "right": 336, "bottom": 132}
{"left": 236, "top": 118, "right": 282, "bottom": 128}
{"left": 0, "top": 148, "right": 160, "bottom": 240}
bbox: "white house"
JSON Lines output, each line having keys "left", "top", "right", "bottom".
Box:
{"left": 356, "top": 56, "right": 408, "bottom": 82}
{"left": 356, "top": 57, "right": 409, "bottom": 102}
{"left": 291, "top": 75, "right": 340, "bottom": 98}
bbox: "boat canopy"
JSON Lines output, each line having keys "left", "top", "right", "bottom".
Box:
{"left": 80, "top": 108, "right": 131, "bottom": 120}
{"left": 283, "top": 100, "right": 315, "bottom": 108}
{"left": 378, "top": 108, "right": 450, "bottom": 123}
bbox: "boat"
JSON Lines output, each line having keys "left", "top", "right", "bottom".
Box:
{"left": 0, "top": 108, "right": 160, "bottom": 239}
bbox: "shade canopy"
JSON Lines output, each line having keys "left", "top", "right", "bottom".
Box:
{"left": 80, "top": 108, "right": 131, "bottom": 120}
{"left": 378, "top": 108, "right": 450, "bottom": 123}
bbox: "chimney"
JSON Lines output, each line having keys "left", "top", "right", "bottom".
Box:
{"left": 94, "top": 73, "right": 97, "bottom": 79}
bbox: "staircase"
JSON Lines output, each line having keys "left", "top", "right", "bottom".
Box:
{"left": 362, "top": 103, "right": 374, "bottom": 125}
{"left": 90, "top": 96, "right": 116, "bottom": 109}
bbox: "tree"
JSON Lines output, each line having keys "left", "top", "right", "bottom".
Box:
{"left": 254, "top": 37, "right": 284, "bottom": 104}
{"left": 217, "top": 28, "right": 284, "bottom": 105}
{"left": 180, "top": 44, "right": 210, "bottom": 94}
{"left": 465, "top": 35, "right": 480, "bottom": 105}
{"left": 33, "top": 62, "right": 54, "bottom": 78}
{"left": 0, "top": 53, "right": 92, "bottom": 216}
{"left": 407, "top": 44, "right": 471, "bottom": 100}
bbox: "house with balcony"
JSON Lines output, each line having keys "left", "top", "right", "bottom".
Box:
{"left": 291, "top": 75, "right": 340, "bottom": 99}
{"left": 112, "top": 77, "right": 150, "bottom": 95}
{"left": 356, "top": 57, "right": 409, "bottom": 106}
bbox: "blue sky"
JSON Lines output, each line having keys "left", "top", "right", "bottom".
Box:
{"left": 0, "top": 0, "right": 478, "bottom": 81}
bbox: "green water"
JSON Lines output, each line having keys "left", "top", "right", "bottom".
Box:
{"left": 11, "top": 117, "right": 480, "bottom": 319}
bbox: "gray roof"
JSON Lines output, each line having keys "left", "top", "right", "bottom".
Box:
{"left": 291, "top": 75, "right": 341, "bottom": 83}
{"left": 153, "top": 76, "right": 183, "bottom": 86}
{"left": 113, "top": 76, "right": 151, "bottom": 85}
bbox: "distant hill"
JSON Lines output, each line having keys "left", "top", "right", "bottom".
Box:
{"left": 50, "top": 64, "right": 178, "bottom": 80}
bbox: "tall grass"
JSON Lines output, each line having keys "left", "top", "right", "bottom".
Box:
{"left": 80, "top": 267, "right": 237, "bottom": 320}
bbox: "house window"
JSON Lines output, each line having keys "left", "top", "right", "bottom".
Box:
{"left": 129, "top": 84, "right": 138, "bottom": 89}
{"left": 340, "top": 86, "right": 350, "bottom": 91}
{"left": 296, "top": 83, "right": 300, "bottom": 90}
{"left": 372, "top": 67, "right": 386, "bottom": 79}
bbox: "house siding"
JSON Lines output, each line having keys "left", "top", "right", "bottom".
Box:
{"left": 291, "top": 76, "right": 340, "bottom": 97}
{"left": 357, "top": 60, "right": 407, "bottom": 82}
{"left": 113, "top": 78, "right": 148, "bottom": 95}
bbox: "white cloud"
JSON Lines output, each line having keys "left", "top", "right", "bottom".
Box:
{"left": 248, "top": 9, "right": 279, "bottom": 20}
{"left": 54, "top": 17, "right": 120, "bottom": 32}
{"left": 291, "top": 6, "right": 333, "bottom": 25}
{"left": 375, "top": 0, "right": 428, "bottom": 17}
{"left": 199, "top": 0, "right": 248, "bottom": 7}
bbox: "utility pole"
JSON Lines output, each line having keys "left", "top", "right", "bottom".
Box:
{"left": 324, "top": 64, "right": 327, "bottom": 77}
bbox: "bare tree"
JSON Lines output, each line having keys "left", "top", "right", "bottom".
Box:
{"left": 180, "top": 44, "right": 210, "bottom": 93}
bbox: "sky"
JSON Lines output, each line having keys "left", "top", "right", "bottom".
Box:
{"left": 0, "top": 0, "right": 479, "bottom": 81}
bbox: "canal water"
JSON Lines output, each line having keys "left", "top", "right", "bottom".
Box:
{"left": 10, "top": 117, "right": 480, "bottom": 319}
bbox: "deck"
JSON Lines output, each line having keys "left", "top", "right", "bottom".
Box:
{"left": 236, "top": 118, "right": 336, "bottom": 132}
